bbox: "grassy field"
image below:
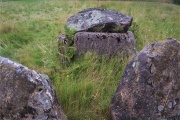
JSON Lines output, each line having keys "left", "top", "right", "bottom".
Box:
{"left": 0, "top": 0, "right": 179, "bottom": 119}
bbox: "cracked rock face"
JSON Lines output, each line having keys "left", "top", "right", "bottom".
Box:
{"left": 0, "top": 56, "right": 67, "bottom": 120}
{"left": 74, "top": 31, "right": 137, "bottom": 57}
{"left": 110, "top": 39, "right": 180, "bottom": 120}
{"left": 67, "top": 8, "right": 133, "bottom": 33}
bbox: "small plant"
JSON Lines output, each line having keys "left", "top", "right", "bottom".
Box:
{"left": 58, "top": 25, "right": 77, "bottom": 63}
{"left": 64, "top": 25, "right": 76, "bottom": 46}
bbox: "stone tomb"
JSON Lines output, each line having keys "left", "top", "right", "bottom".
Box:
{"left": 58, "top": 8, "right": 137, "bottom": 60}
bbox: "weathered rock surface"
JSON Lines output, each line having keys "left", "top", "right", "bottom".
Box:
{"left": 74, "top": 31, "right": 137, "bottom": 57}
{"left": 110, "top": 39, "right": 180, "bottom": 120}
{"left": 0, "top": 56, "right": 67, "bottom": 120}
{"left": 67, "top": 8, "right": 133, "bottom": 33}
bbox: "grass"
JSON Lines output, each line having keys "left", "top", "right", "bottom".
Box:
{"left": 0, "top": 0, "right": 179, "bottom": 119}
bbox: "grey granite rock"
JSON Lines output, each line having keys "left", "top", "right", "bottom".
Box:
{"left": 110, "top": 38, "right": 180, "bottom": 120}
{"left": 67, "top": 8, "right": 133, "bottom": 33}
{"left": 0, "top": 56, "right": 67, "bottom": 120}
{"left": 74, "top": 31, "right": 137, "bottom": 57}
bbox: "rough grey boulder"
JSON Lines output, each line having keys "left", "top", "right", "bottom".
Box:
{"left": 0, "top": 56, "right": 67, "bottom": 120}
{"left": 67, "top": 8, "right": 133, "bottom": 33}
{"left": 110, "top": 38, "right": 180, "bottom": 120}
{"left": 74, "top": 31, "right": 137, "bottom": 57}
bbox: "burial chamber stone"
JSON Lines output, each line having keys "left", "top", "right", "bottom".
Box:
{"left": 67, "top": 8, "right": 133, "bottom": 33}
{"left": 74, "top": 31, "right": 137, "bottom": 57}
{"left": 110, "top": 39, "right": 180, "bottom": 120}
{"left": 0, "top": 56, "right": 67, "bottom": 120}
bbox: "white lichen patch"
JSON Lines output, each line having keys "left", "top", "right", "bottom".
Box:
{"left": 168, "top": 101, "right": 173, "bottom": 109}
{"left": 132, "top": 62, "right": 136, "bottom": 68}
{"left": 27, "top": 74, "right": 37, "bottom": 84}
{"left": 46, "top": 90, "right": 53, "bottom": 102}
{"left": 158, "top": 105, "right": 164, "bottom": 112}
{"left": 108, "top": 17, "right": 113, "bottom": 20}
{"left": 68, "top": 10, "right": 104, "bottom": 30}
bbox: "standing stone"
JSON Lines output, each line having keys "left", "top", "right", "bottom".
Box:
{"left": 67, "top": 8, "right": 133, "bottom": 33}
{"left": 0, "top": 56, "right": 67, "bottom": 120}
{"left": 74, "top": 31, "right": 137, "bottom": 57}
{"left": 110, "top": 39, "right": 180, "bottom": 120}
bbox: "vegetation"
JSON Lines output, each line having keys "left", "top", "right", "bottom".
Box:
{"left": 58, "top": 25, "right": 76, "bottom": 62}
{"left": 0, "top": 0, "right": 179, "bottom": 119}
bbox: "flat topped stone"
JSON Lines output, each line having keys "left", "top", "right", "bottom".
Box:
{"left": 0, "top": 56, "right": 67, "bottom": 120}
{"left": 67, "top": 8, "right": 133, "bottom": 33}
{"left": 110, "top": 38, "right": 180, "bottom": 120}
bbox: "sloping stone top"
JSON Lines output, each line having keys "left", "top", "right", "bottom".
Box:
{"left": 67, "top": 8, "right": 133, "bottom": 33}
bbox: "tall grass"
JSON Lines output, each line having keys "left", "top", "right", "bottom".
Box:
{"left": 0, "top": 0, "right": 179, "bottom": 119}
{"left": 52, "top": 52, "right": 128, "bottom": 119}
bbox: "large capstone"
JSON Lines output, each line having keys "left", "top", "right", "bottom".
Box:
{"left": 110, "top": 39, "right": 180, "bottom": 120}
{"left": 67, "top": 8, "right": 133, "bottom": 33}
{"left": 0, "top": 56, "right": 67, "bottom": 120}
{"left": 74, "top": 31, "right": 137, "bottom": 57}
